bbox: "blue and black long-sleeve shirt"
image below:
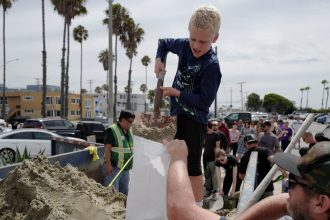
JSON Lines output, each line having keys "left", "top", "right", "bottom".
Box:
{"left": 156, "top": 38, "right": 222, "bottom": 124}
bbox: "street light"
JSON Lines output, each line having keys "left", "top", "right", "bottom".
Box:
{"left": 1, "top": 58, "right": 19, "bottom": 119}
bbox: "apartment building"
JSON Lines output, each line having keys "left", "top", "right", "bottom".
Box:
{"left": 1, "top": 91, "right": 94, "bottom": 121}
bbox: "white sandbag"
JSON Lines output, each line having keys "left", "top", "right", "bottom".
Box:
{"left": 126, "top": 136, "right": 170, "bottom": 220}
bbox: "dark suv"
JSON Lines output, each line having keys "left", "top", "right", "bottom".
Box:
{"left": 224, "top": 112, "right": 252, "bottom": 128}
{"left": 76, "top": 121, "right": 105, "bottom": 143}
{"left": 22, "top": 118, "right": 79, "bottom": 137}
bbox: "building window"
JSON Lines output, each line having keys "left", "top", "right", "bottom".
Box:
{"left": 56, "top": 111, "right": 61, "bottom": 116}
{"left": 0, "top": 97, "right": 7, "bottom": 104}
{"left": 71, "top": 110, "right": 75, "bottom": 115}
{"left": 76, "top": 110, "right": 80, "bottom": 115}
{"left": 45, "top": 96, "right": 52, "bottom": 104}
{"left": 23, "top": 96, "right": 33, "bottom": 101}
{"left": 56, "top": 97, "right": 61, "bottom": 104}
{"left": 71, "top": 98, "right": 80, "bottom": 104}
{"left": 85, "top": 99, "right": 91, "bottom": 107}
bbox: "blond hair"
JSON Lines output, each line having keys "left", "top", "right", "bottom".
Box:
{"left": 215, "top": 148, "right": 226, "bottom": 158}
{"left": 189, "top": 5, "right": 221, "bottom": 36}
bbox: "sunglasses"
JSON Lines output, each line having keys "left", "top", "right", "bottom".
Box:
{"left": 287, "top": 173, "right": 308, "bottom": 189}
{"left": 126, "top": 119, "right": 134, "bottom": 124}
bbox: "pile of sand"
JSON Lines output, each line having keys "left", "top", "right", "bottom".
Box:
{"left": 0, "top": 156, "right": 126, "bottom": 220}
{"left": 132, "top": 112, "right": 176, "bottom": 142}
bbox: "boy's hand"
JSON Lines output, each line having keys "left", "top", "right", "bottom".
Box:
{"left": 154, "top": 57, "right": 166, "bottom": 78}
{"left": 160, "top": 86, "right": 180, "bottom": 97}
{"left": 163, "top": 139, "right": 188, "bottom": 161}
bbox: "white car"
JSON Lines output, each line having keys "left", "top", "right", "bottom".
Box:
{"left": 0, "top": 129, "right": 86, "bottom": 164}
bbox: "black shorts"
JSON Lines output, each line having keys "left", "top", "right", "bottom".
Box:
{"left": 174, "top": 114, "right": 206, "bottom": 176}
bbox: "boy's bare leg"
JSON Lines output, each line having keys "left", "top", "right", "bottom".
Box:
{"left": 190, "top": 175, "right": 203, "bottom": 202}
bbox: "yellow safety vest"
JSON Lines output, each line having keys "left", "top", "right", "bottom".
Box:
{"left": 109, "top": 123, "right": 133, "bottom": 170}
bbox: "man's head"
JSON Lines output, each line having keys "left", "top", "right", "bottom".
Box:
{"left": 207, "top": 119, "right": 218, "bottom": 131}
{"left": 244, "top": 133, "right": 258, "bottom": 148}
{"left": 274, "top": 142, "right": 330, "bottom": 219}
{"left": 261, "top": 121, "right": 271, "bottom": 133}
{"left": 188, "top": 5, "right": 221, "bottom": 58}
{"left": 118, "top": 110, "right": 135, "bottom": 131}
{"left": 302, "top": 131, "right": 315, "bottom": 144}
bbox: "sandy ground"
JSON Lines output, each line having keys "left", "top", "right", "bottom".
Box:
{"left": 0, "top": 156, "right": 126, "bottom": 220}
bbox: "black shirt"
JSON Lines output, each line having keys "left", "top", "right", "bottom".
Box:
{"left": 203, "top": 131, "right": 220, "bottom": 162}
{"left": 239, "top": 146, "right": 274, "bottom": 192}
{"left": 218, "top": 131, "right": 229, "bottom": 151}
{"left": 215, "top": 155, "right": 238, "bottom": 177}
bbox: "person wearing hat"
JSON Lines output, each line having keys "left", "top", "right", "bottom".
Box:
{"left": 236, "top": 141, "right": 330, "bottom": 220}
{"left": 103, "top": 110, "right": 135, "bottom": 195}
{"left": 239, "top": 133, "right": 276, "bottom": 199}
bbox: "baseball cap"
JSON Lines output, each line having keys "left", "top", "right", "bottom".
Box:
{"left": 274, "top": 141, "right": 330, "bottom": 195}
{"left": 244, "top": 134, "right": 257, "bottom": 143}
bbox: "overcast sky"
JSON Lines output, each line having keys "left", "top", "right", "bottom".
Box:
{"left": 2, "top": 0, "right": 330, "bottom": 110}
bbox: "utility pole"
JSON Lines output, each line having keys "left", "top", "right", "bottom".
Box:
{"left": 214, "top": 46, "right": 218, "bottom": 118}
{"left": 238, "top": 82, "right": 246, "bottom": 111}
{"left": 35, "top": 78, "right": 42, "bottom": 91}
{"left": 230, "top": 87, "right": 233, "bottom": 111}
{"left": 88, "top": 80, "right": 93, "bottom": 94}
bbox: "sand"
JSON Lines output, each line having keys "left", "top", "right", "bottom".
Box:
{"left": 132, "top": 112, "right": 176, "bottom": 142}
{"left": 0, "top": 156, "right": 126, "bottom": 220}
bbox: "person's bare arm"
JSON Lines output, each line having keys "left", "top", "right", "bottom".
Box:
{"left": 235, "top": 193, "right": 289, "bottom": 220}
{"left": 164, "top": 139, "right": 220, "bottom": 220}
{"left": 215, "top": 166, "right": 223, "bottom": 196}
{"left": 230, "top": 166, "right": 238, "bottom": 196}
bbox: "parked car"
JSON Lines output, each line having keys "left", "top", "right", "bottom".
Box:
{"left": 224, "top": 112, "right": 251, "bottom": 128}
{"left": 314, "top": 113, "right": 328, "bottom": 121}
{"left": 316, "top": 115, "right": 330, "bottom": 124}
{"left": 0, "top": 129, "right": 86, "bottom": 164}
{"left": 76, "top": 121, "right": 105, "bottom": 143}
{"left": 22, "top": 118, "right": 80, "bottom": 138}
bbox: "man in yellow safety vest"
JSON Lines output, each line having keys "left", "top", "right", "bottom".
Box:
{"left": 103, "top": 110, "right": 135, "bottom": 195}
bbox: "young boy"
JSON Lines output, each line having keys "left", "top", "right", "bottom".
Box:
{"left": 154, "top": 5, "right": 221, "bottom": 205}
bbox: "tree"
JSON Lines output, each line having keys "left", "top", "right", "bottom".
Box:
{"left": 0, "top": 0, "right": 17, "bottom": 118}
{"left": 246, "top": 93, "right": 263, "bottom": 111}
{"left": 51, "top": 0, "right": 87, "bottom": 118}
{"left": 304, "top": 86, "right": 310, "bottom": 109}
{"left": 325, "top": 86, "right": 329, "bottom": 110}
{"left": 41, "top": 0, "right": 47, "bottom": 118}
{"left": 103, "top": 4, "right": 129, "bottom": 121}
{"left": 147, "top": 90, "right": 155, "bottom": 106}
{"left": 120, "top": 17, "right": 145, "bottom": 110}
{"left": 321, "top": 80, "right": 329, "bottom": 109}
{"left": 101, "top": 84, "right": 109, "bottom": 92}
{"left": 95, "top": 86, "right": 103, "bottom": 94}
{"left": 73, "top": 24, "right": 88, "bottom": 119}
{"left": 81, "top": 88, "right": 87, "bottom": 94}
{"left": 98, "top": 49, "right": 108, "bottom": 71}
{"left": 140, "top": 83, "right": 147, "bottom": 113}
{"left": 299, "top": 88, "right": 305, "bottom": 110}
{"left": 141, "top": 55, "right": 151, "bottom": 113}
{"left": 263, "top": 93, "right": 294, "bottom": 114}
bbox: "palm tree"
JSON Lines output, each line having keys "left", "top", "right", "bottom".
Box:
{"left": 0, "top": 0, "right": 17, "bottom": 119}
{"left": 120, "top": 17, "right": 145, "bottom": 110}
{"left": 98, "top": 49, "right": 109, "bottom": 71}
{"left": 41, "top": 0, "right": 47, "bottom": 118}
{"left": 147, "top": 90, "right": 155, "bottom": 106}
{"left": 95, "top": 86, "right": 103, "bottom": 94}
{"left": 73, "top": 24, "right": 88, "bottom": 119}
{"left": 305, "top": 86, "right": 310, "bottom": 109}
{"left": 51, "top": 0, "right": 87, "bottom": 118}
{"left": 321, "top": 80, "right": 329, "bottom": 109}
{"left": 103, "top": 4, "right": 129, "bottom": 121}
{"left": 325, "top": 86, "right": 329, "bottom": 110}
{"left": 141, "top": 55, "right": 151, "bottom": 113}
{"left": 140, "top": 83, "right": 147, "bottom": 113}
{"left": 299, "top": 88, "right": 305, "bottom": 110}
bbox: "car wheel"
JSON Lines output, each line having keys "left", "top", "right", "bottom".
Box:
{"left": 0, "top": 148, "right": 15, "bottom": 164}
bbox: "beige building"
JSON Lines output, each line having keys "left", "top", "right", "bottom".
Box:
{"left": 1, "top": 91, "right": 94, "bottom": 121}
